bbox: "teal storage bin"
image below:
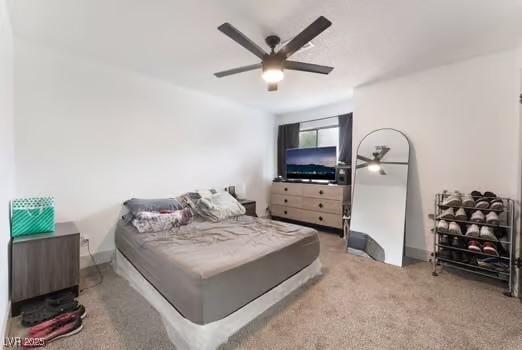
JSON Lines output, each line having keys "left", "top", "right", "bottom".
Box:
{"left": 10, "top": 197, "right": 55, "bottom": 237}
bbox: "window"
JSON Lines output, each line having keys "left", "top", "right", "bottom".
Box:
{"left": 298, "top": 126, "right": 339, "bottom": 148}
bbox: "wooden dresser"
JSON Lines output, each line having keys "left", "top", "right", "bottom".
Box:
{"left": 270, "top": 182, "right": 350, "bottom": 229}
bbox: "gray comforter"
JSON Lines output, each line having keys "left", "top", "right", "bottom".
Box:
{"left": 115, "top": 215, "right": 320, "bottom": 324}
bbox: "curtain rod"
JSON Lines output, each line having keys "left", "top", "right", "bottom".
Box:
{"left": 280, "top": 112, "right": 351, "bottom": 126}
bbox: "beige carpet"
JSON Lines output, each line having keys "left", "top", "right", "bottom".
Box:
{"left": 11, "top": 232, "right": 522, "bottom": 349}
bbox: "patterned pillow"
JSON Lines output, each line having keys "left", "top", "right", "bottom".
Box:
{"left": 131, "top": 208, "right": 193, "bottom": 233}
{"left": 122, "top": 198, "right": 184, "bottom": 223}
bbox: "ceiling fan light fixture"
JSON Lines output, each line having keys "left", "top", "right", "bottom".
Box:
{"left": 262, "top": 67, "right": 284, "bottom": 83}
{"left": 368, "top": 162, "right": 381, "bottom": 172}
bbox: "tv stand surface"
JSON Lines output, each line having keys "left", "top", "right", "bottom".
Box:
{"left": 273, "top": 178, "right": 336, "bottom": 185}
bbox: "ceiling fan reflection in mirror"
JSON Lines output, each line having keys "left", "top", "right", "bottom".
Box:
{"left": 214, "top": 16, "right": 334, "bottom": 91}
{"left": 356, "top": 146, "right": 408, "bottom": 175}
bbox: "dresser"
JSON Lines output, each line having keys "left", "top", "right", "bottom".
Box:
{"left": 270, "top": 182, "right": 350, "bottom": 229}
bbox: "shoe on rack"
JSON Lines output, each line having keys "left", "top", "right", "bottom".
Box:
{"left": 490, "top": 198, "right": 504, "bottom": 211}
{"left": 479, "top": 226, "right": 497, "bottom": 241}
{"left": 451, "top": 236, "right": 463, "bottom": 248}
{"left": 455, "top": 208, "right": 467, "bottom": 221}
{"left": 436, "top": 220, "right": 449, "bottom": 233}
{"left": 462, "top": 194, "right": 475, "bottom": 207}
{"left": 23, "top": 318, "right": 83, "bottom": 348}
{"left": 475, "top": 198, "right": 490, "bottom": 209}
{"left": 442, "top": 191, "right": 462, "bottom": 206}
{"left": 438, "top": 247, "right": 451, "bottom": 259}
{"left": 439, "top": 234, "right": 450, "bottom": 245}
{"left": 448, "top": 222, "right": 462, "bottom": 235}
{"left": 482, "top": 242, "right": 498, "bottom": 256}
{"left": 470, "top": 210, "right": 485, "bottom": 223}
{"left": 484, "top": 191, "right": 497, "bottom": 199}
{"left": 465, "top": 224, "right": 480, "bottom": 237}
{"left": 437, "top": 208, "right": 455, "bottom": 220}
{"left": 451, "top": 250, "right": 463, "bottom": 262}
{"left": 486, "top": 211, "right": 499, "bottom": 225}
{"left": 468, "top": 240, "right": 481, "bottom": 252}
{"left": 471, "top": 190, "right": 483, "bottom": 199}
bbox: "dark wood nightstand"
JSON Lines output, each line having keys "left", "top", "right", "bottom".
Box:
{"left": 10, "top": 222, "right": 80, "bottom": 316}
{"left": 238, "top": 199, "right": 257, "bottom": 217}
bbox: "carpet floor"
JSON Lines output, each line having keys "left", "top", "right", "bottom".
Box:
{"left": 10, "top": 232, "right": 522, "bottom": 349}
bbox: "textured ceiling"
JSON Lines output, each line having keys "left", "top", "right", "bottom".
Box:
{"left": 10, "top": 0, "right": 522, "bottom": 114}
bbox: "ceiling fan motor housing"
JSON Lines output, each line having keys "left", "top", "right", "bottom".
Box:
{"left": 262, "top": 54, "right": 283, "bottom": 72}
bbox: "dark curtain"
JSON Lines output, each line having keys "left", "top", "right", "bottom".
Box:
{"left": 338, "top": 113, "right": 353, "bottom": 164}
{"left": 277, "top": 123, "right": 300, "bottom": 178}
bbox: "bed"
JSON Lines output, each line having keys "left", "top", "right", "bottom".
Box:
{"left": 114, "top": 214, "right": 321, "bottom": 349}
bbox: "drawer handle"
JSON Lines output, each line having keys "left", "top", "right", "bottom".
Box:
{"left": 318, "top": 203, "right": 323, "bottom": 208}
{"left": 318, "top": 216, "right": 323, "bottom": 221}
{"left": 284, "top": 210, "right": 288, "bottom": 215}
{"left": 284, "top": 199, "right": 288, "bottom": 203}
{"left": 284, "top": 187, "right": 288, "bottom": 192}
{"left": 319, "top": 190, "right": 324, "bottom": 195}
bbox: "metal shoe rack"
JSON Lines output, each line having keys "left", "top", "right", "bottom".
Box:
{"left": 431, "top": 193, "right": 517, "bottom": 296}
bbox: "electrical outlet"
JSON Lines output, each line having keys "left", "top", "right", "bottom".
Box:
{"left": 80, "top": 235, "right": 89, "bottom": 247}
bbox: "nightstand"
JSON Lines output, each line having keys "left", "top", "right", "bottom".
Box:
{"left": 10, "top": 222, "right": 80, "bottom": 316}
{"left": 238, "top": 199, "right": 257, "bottom": 217}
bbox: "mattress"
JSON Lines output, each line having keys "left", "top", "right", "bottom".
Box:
{"left": 115, "top": 215, "right": 320, "bottom": 325}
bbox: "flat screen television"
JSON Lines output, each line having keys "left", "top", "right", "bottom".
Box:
{"left": 286, "top": 146, "right": 337, "bottom": 181}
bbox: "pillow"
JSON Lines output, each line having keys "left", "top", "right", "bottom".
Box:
{"left": 122, "top": 198, "right": 184, "bottom": 223}
{"left": 180, "top": 190, "right": 245, "bottom": 222}
{"left": 131, "top": 208, "right": 193, "bottom": 233}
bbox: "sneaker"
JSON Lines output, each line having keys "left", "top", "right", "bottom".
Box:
{"left": 462, "top": 194, "right": 475, "bottom": 207}
{"left": 482, "top": 242, "right": 498, "bottom": 256}
{"left": 437, "top": 220, "right": 449, "bottom": 232}
{"left": 471, "top": 190, "right": 483, "bottom": 199}
{"left": 439, "top": 234, "right": 450, "bottom": 245}
{"left": 475, "top": 198, "right": 490, "bottom": 209}
{"left": 29, "top": 305, "right": 86, "bottom": 336}
{"left": 486, "top": 211, "right": 499, "bottom": 225}
{"left": 490, "top": 198, "right": 504, "bottom": 211}
{"left": 455, "top": 208, "right": 467, "bottom": 221}
{"left": 465, "top": 224, "right": 480, "bottom": 237}
{"left": 22, "top": 300, "right": 79, "bottom": 327}
{"left": 438, "top": 247, "right": 451, "bottom": 259}
{"left": 23, "top": 318, "right": 83, "bottom": 348}
{"left": 451, "top": 250, "right": 463, "bottom": 261}
{"left": 470, "top": 210, "right": 485, "bottom": 223}
{"left": 484, "top": 191, "right": 497, "bottom": 199}
{"left": 451, "top": 236, "right": 463, "bottom": 248}
{"left": 468, "top": 239, "right": 481, "bottom": 252}
{"left": 442, "top": 191, "right": 462, "bottom": 206}
{"left": 448, "top": 222, "right": 462, "bottom": 235}
{"left": 437, "top": 208, "right": 455, "bottom": 220}
{"left": 479, "top": 226, "right": 497, "bottom": 241}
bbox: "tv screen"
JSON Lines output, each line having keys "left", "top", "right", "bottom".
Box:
{"left": 286, "top": 146, "right": 337, "bottom": 180}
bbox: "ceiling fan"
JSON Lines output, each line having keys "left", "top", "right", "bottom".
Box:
{"left": 214, "top": 16, "right": 334, "bottom": 91}
{"left": 356, "top": 146, "right": 408, "bottom": 175}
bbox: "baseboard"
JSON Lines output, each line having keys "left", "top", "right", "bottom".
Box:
{"left": 80, "top": 249, "right": 114, "bottom": 270}
{"left": 405, "top": 246, "right": 430, "bottom": 261}
{"left": 2, "top": 300, "right": 11, "bottom": 347}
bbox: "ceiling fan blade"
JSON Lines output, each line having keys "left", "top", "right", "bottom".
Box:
{"left": 284, "top": 61, "right": 333, "bottom": 75}
{"left": 277, "top": 16, "right": 332, "bottom": 59}
{"left": 214, "top": 63, "right": 262, "bottom": 78}
{"left": 357, "top": 155, "right": 373, "bottom": 163}
{"left": 379, "top": 168, "right": 387, "bottom": 175}
{"left": 356, "top": 163, "right": 369, "bottom": 169}
{"left": 218, "top": 23, "right": 267, "bottom": 59}
{"left": 376, "top": 147, "right": 390, "bottom": 161}
{"left": 381, "top": 161, "right": 408, "bottom": 165}
{"left": 268, "top": 83, "right": 278, "bottom": 92}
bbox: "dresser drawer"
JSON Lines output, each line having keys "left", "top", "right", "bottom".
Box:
{"left": 271, "top": 205, "right": 302, "bottom": 220}
{"left": 301, "top": 198, "right": 342, "bottom": 214}
{"left": 271, "top": 194, "right": 303, "bottom": 208}
{"left": 302, "top": 184, "right": 343, "bottom": 200}
{"left": 272, "top": 182, "right": 303, "bottom": 196}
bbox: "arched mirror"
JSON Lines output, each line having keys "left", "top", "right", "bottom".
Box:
{"left": 348, "top": 128, "right": 410, "bottom": 267}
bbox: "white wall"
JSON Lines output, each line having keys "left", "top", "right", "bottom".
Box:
{"left": 277, "top": 98, "right": 353, "bottom": 125}
{"left": 14, "top": 40, "right": 276, "bottom": 258}
{"left": 353, "top": 49, "right": 521, "bottom": 257}
{"left": 0, "top": 0, "right": 14, "bottom": 337}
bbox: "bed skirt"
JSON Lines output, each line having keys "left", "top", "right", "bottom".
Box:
{"left": 113, "top": 249, "right": 322, "bottom": 350}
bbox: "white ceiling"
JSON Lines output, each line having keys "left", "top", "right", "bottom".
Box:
{"left": 9, "top": 0, "right": 522, "bottom": 114}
